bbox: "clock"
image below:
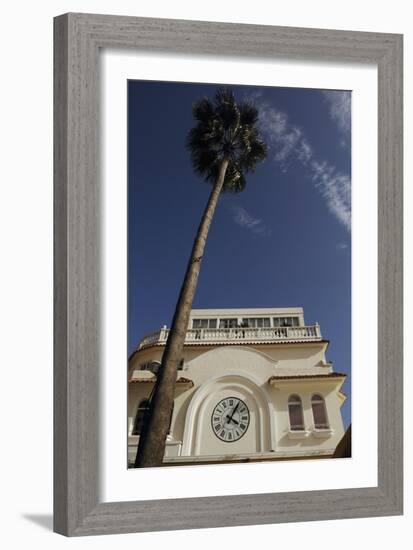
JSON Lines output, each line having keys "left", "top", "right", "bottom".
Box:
{"left": 211, "top": 397, "right": 250, "bottom": 442}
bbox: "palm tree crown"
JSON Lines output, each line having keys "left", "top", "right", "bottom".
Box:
{"left": 187, "top": 88, "right": 267, "bottom": 192}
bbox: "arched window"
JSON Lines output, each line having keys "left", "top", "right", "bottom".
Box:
{"left": 132, "top": 399, "right": 150, "bottom": 435}
{"left": 288, "top": 394, "right": 305, "bottom": 431}
{"left": 311, "top": 394, "right": 329, "bottom": 429}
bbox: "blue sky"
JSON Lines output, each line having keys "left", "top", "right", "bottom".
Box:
{"left": 128, "top": 80, "right": 351, "bottom": 428}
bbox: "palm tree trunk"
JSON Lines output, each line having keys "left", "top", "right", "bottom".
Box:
{"left": 135, "top": 157, "right": 229, "bottom": 467}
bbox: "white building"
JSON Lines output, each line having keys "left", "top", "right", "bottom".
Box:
{"left": 128, "top": 307, "right": 347, "bottom": 465}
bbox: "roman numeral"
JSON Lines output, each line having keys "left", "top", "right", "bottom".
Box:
{"left": 240, "top": 423, "right": 246, "bottom": 430}
{"left": 215, "top": 424, "right": 221, "bottom": 431}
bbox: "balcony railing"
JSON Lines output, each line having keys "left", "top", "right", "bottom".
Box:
{"left": 138, "top": 324, "right": 322, "bottom": 350}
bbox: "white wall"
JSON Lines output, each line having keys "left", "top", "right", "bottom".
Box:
{"left": 0, "top": 0, "right": 410, "bottom": 548}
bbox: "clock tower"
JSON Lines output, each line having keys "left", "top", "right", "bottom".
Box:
{"left": 128, "top": 307, "right": 347, "bottom": 465}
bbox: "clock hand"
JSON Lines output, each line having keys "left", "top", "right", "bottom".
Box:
{"left": 227, "top": 402, "right": 240, "bottom": 424}
{"left": 225, "top": 415, "right": 239, "bottom": 426}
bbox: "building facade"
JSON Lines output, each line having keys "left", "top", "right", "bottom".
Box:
{"left": 128, "top": 307, "right": 347, "bottom": 465}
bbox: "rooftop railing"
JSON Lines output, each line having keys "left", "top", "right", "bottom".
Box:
{"left": 138, "top": 324, "right": 322, "bottom": 350}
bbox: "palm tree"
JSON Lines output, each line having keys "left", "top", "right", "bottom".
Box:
{"left": 134, "top": 88, "right": 267, "bottom": 468}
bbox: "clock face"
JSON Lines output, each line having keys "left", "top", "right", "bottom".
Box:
{"left": 211, "top": 397, "right": 250, "bottom": 442}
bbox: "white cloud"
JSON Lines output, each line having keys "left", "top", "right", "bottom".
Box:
{"left": 232, "top": 206, "right": 270, "bottom": 236}
{"left": 297, "top": 139, "right": 313, "bottom": 164}
{"left": 322, "top": 90, "right": 351, "bottom": 135}
{"left": 255, "top": 97, "right": 351, "bottom": 232}
{"left": 258, "top": 104, "right": 312, "bottom": 170}
{"left": 336, "top": 243, "right": 348, "bottom": 250}
{"left": 311, "top": 161, "right": 351, "bottom": 231}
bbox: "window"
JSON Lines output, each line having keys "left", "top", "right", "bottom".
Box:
{"left": 132, "top": 399, "right": 150, "bottom": 435}
{"left": 273, "top": 316, "right": 300, "bottom": 327}
{"left": 132, "top": 399, "right": 174, "bottom": 436}
{"left": 219, "top": 318, "right": 238, "bottom": 329}
{"left": 139, "top": 361, "right": 161, "bottom": 374}
{"left": 242, "top": 317, "right": 271, "bottom": 328}
{"left": 288, "top": 394, "right": 305, "bottom": 431}
{"left": 311, "top": 394, "right": 329, "bottom": 429}
{"left": 192, "top": 318, "right": 217, "bottom": 329}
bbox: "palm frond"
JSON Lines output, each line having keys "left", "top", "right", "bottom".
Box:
{"left": 239, "top": 101, "right": 259, "bottom": 126}
{"left": 192, "top": 98, "right": 214, "bottom": 123}
{"left": 222, "top": 164, "right": 247, "bottom": 193}
{"left": 214, "top": 88, "right": 240, "bottom": 132}
{"left": 214, "top": 87, "right": 235, "bottom": 107}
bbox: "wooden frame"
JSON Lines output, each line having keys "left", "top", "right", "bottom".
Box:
{"left": 54, "top": 13, "right": 403, "bottom": 536}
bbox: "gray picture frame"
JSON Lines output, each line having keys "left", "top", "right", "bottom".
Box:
{"left": 53, "top": 13, "right": 403, "bottom": 536}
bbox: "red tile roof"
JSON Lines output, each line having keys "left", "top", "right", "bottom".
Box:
{"left": 268, "top": 373, "right": 346, "bottom": 382}
{"left": 129, "top": 376, "right": 194, "bottom": 387}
